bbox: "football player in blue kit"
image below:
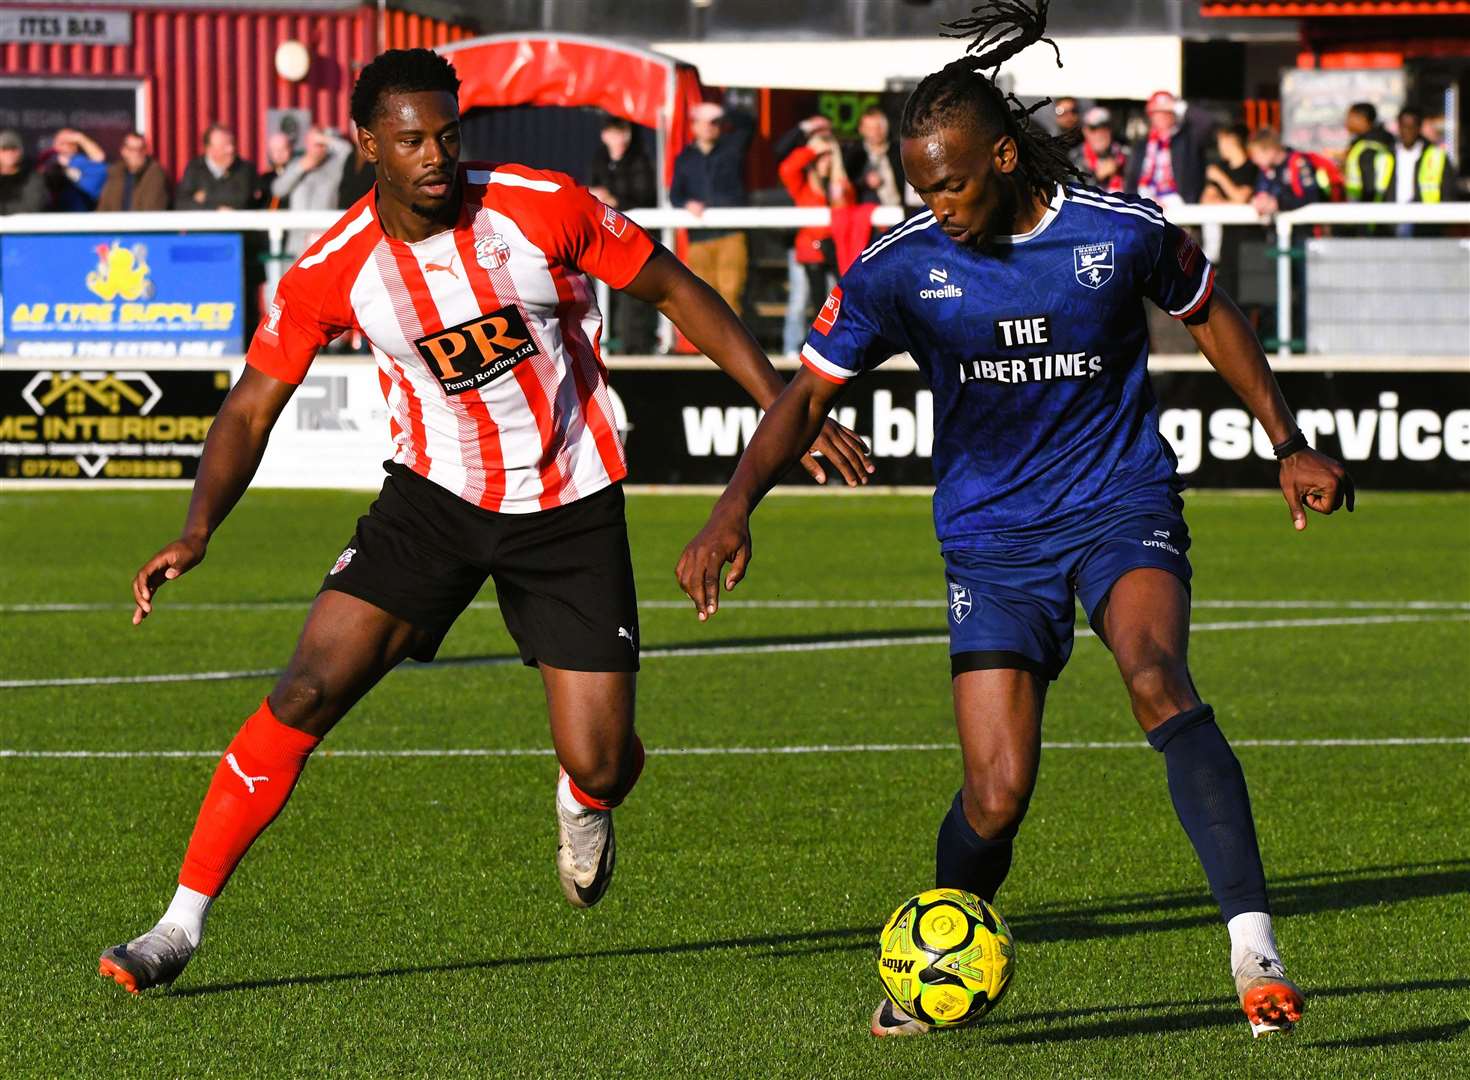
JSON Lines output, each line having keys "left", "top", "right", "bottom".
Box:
{"left": 677, "top": 0, "right": 1354, "bottom": 1040}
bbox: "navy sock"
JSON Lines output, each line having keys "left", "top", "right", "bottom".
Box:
{"left": 934, "top": 789, "right": 1013, "bottom": 902}
{"left": 1147, "top": 705, "right": 1270, "bottom": 921}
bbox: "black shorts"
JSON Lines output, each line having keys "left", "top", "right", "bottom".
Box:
{"left": 321, "top": 463, "right": 639, "bottom": 670}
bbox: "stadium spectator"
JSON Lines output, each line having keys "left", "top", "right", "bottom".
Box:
{"left": 778, "top": 128, "right": 855, "bottom": 339}
{"left": 0, "top": 129, "right": 48, "bottom": 215}
{"left": 775, "top": 115, "right": 833, "bottom": 354}
{"left": 1247, "top": 129, "right": 1324, "bottom": 215}
{"left": 1393, "top": 104, "right": 1456, "bottom": 236}
{"left": 1070, "top": 107, "right": 1127, "bottom": 193}
{"left": 1052, "top": 96, "right": 1081, "bottom": 139}
{"left": 41, "top": 128, "right": 108, "bottom": 212}
{"left": 1201, "top": 124, "right": 1258, "bottom": 205}
{"left": 337, "top": 123, "right": 377, "bottom": 208}
{"left": 843, "top": 105, "right": 906, "bottom": 207}
{"left": 1394, "top": 105, "right": 1455, "bottom": 206}
{"left": 1125, "top": 90, "right": 1209, "bottom": 206}
{"left": 589, "top": 116, "right": 658, "bottom": 353}
{"left": 670, "top": 101, "right": 754, "bottom": 315}
{"left": 271, "top": 127, "right": 353, "bottom": 254}
{"left": 175, "top": 124, "right": 257, "bottom": 210}
{"left": 259, "top": 133, "right": 296, "bottom": 210}
{"left": 96, "top": 132, "right": 171, "bottom": 212}
{"left": 1344, "top": 103, "right": 1394, "bottom": 204}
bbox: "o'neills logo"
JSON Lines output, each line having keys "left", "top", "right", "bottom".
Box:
{"left": 414, "top": 304, "right": 538, "bottom": 395}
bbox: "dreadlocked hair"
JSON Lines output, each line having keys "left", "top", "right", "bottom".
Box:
{"left": 351, "top": 48, "right": 462, "bottom": 130}
{"left": 900, "top": 0, "right": 1083, "bottom": 203}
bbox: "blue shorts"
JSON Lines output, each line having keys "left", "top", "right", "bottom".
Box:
{"left": 943, "top": 492, "right": 1192, "bottom": 681}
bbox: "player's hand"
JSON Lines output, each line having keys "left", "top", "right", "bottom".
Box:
{"left": 802, "top": 417, "right": 874, "bottom": 486}
{"left": 676, "top": 506, "right": 752, "bottom": 621}
{"left": 1279, "top": 449, "right": 1355, "bottom": 531}
{"left": 131, "top": 537, "right": 206, "bottom": 625}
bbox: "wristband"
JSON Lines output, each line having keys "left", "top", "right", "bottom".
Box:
{"left": 1272, "top": 429, "right": 1310, "bottom": 460}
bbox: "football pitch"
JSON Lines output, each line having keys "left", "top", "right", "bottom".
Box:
{"left": 1, "top": 487, "right": 1467, "bottom": 1078}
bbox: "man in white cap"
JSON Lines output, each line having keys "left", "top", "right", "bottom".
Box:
{"left": 1070, "top": 106, "right": 1128, "bottom": 193}
{"left": 1125, "top": 90, "right": 1209, "bottom": 206}
{"left": 670, "top": 100, "right": 754, "bottom": 315}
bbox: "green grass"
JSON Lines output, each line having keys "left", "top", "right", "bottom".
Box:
{"left": 1, "top": 488, "right": 1467, "bottom": 1078}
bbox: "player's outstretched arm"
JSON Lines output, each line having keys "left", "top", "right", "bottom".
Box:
{"left": 677, "top": 367, "right": 845, "bottom": 620}
{"left": 621, "top": 249, "right": 872, "bottom": 486}
{"left": 1187, "top": 286, "right": 1354, "bottom": 531}
{"left": 131, "top": 366, "right": 297, "bottom": 625}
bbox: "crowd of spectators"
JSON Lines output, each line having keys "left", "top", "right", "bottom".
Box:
{"left": 0, "top": 95, "right": 1457, "bottom": 354}
{"left": 0, "top": 120, "right": 383, "bottom": 217}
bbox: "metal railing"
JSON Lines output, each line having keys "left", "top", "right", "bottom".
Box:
{"left": 1, "top": 201, "right": 1465, "bottom": 359}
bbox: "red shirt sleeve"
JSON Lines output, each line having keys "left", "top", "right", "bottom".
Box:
{"left": 550, "top": 180, "right": 656, "bottom": 289}
{"left": 244, "top": 263, "right": 351, "bottom": 384}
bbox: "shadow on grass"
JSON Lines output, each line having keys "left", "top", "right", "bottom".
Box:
{"left": 168, "top": 925, "right": 878, "bottom": 999}
{"left": 1311, "top": 1018, "right": 1470, "bottom": 1049}
{"left": 1012, "top": 858, "right": 1470, "bottom": 944}
{"left": 984, "top": 977, "right": 1470, "bottom": 1044}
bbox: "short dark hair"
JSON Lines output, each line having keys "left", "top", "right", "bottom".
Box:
{"left": 1219, "top": 122, "right": 1249, "bottom": 145}
{"left": 602, "top": 115, "right": 632, "bottom": 132}
{"left": 201, "top": 123, "right": 232, "bottom": 149}
{"left": 1398, "top": 103, "right": 1425, "bottom": 125}
{"left": 351, "top": 48, "right": 462, "bottom": 130}
{"left": 1348, "top": 102, "right": 1377, "bottom": 125}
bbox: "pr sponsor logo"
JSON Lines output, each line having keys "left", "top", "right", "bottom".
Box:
{"left": 414, "top": 305, "right": 539, "bottom": 395}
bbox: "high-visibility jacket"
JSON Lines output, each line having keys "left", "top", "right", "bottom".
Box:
{"left": 1404, "top": 141, "right": 1451, "bottom": 204}
{"left": 1345, "top": 131, "right": 1395, "bottom": 202}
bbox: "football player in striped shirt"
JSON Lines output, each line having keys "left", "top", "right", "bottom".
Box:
{"left": 677, "top": 1, "right": 1353, "bottom": 1039}
{"left": 98, "top": 48, "right": 871, "bottom": 994}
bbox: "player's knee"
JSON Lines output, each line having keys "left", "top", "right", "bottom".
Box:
{"left": 1121, "top": 659, "right": 1195, "bottom": 727}
{"left": 269, "top": 670, "right": 337, "bottom": 735}
{"left": 963, "top": 778, "right": 1030, "bottom": 841}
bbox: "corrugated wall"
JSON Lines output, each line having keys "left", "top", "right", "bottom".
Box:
{"left": 0, "top": 4, "right": 474, "bottom": 179}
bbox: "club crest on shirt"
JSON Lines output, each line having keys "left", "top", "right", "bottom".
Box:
{"left": 949, "top": 582, "right": 972, "bottom": 624}
{"left": 330, "top": 547, "right": 356, "bottom": 575}
{"left": 474, "top": 233, "right": 511, "bottom": 271}
{"left": 1073, "top": 242, "right": 1114, "bottom": 290}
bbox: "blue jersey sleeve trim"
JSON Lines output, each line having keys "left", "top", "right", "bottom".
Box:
{"left": 1169, "top": 264, "right": 1216, "bottom": 319}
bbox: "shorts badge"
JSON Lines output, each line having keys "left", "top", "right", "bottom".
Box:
{"left": 949, "top": 582, "right": 972, "bottom": 624}
{"left": 330, "top": 547, "right": 356, "bottom": 575}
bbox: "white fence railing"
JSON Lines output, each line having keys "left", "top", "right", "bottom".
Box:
{"left": 1, "top": 201, "right": 1465, "bottom": 358}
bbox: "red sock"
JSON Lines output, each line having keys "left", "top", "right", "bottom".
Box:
{"left": 566, "top": 735, "right": 645, "bottom": 811}
{"left": 178, "top": 699, "right": 320, "bottom": 896}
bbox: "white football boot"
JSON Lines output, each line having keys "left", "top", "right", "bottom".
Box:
{"left": 98, "top": 924, "right": 195, "bottom": 993}
{"left": 555, "top": 775, "right": 616, "bottom": 908}
{"left": 870, "top": 999, "right": 933, "bottom": 1037}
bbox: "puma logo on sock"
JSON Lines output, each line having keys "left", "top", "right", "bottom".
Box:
{"left": 225, "top": 753, "right": 269, "bottom": 794}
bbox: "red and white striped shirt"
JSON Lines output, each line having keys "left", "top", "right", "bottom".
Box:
{"left": 246, "top": 161, "right": 655, "bottom": 513}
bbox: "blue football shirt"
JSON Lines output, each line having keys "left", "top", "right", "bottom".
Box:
{"left": 802, "top": 184, "right": 1215, "bottom": 548}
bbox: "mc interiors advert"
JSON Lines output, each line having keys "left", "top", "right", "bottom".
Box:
{"left": 1, "top": 233, "right": 244, "bottom": 359}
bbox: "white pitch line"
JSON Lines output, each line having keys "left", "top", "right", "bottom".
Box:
{"left": 1, "top": 613, "right": 1466, "bottom": 691}
{"left": 3, "top": 736, "right": 1467, "bottom": 761}
{"left": 3, "top": 598, "right": 1469, "bottom": 614}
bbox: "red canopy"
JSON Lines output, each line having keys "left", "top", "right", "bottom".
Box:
{"left": 439, "top": 33, "right": 707, "bottom": 197}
